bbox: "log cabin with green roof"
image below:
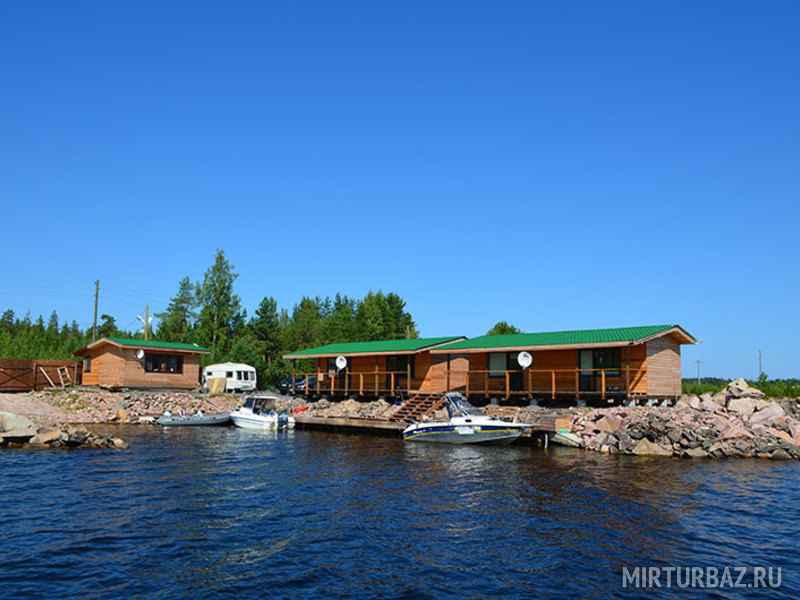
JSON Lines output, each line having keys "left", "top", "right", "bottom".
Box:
{"left": 283, "top": 325, "right": 696, "bottom": 402}
{"left": 283, "top": 336, "right": 466, "bottom": 397}
{"left": 73, "top": 337, "right": 211, "bottom": 390}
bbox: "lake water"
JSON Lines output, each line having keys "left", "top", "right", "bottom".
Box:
{"left": 1, "top": 425, "right": 798, "bottom": 599}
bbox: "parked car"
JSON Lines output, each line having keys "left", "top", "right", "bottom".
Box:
{"left": 279, "top": 375, "right": 316, "bottom": 395}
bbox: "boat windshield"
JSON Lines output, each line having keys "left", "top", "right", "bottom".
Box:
{"left": 444, "top": 393, "right": 485, "bottom": 418}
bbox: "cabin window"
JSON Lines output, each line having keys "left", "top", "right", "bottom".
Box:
{"left": 206, "top": 370, "right": 213, "bottom": 376}
{"left": 593, "top": 348, "right": 621, "bottom": 375}
{"left": 488, "top": 353, "right": 506, "bottom": 377}
{"left": 236, "top": 371, "right": 242, "bottom": 380}
{"left": 226, "top": 371, "right": 233, "bottom": 378}
{"left": 84, "top": 357, "right": 91, "bottom": 372}
{"left": 144, "top": 353, "right": 184, "bottom": 374}
{"left": 488, "top": 352, "right": 524, "bottom": 378}
{"left": 577, "top": 348, "right": 622, "bottom": 390}
{"left": 386, "top": 355, "right": 415, "bottom": 378}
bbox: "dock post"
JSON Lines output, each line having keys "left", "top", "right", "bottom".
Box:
{"left": 544, "top": 432, "right": 549, "bottom": 449}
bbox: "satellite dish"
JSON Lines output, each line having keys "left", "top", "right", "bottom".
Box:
{"left": 335, "top": 356, "right": 347, "bottom": 370}
{"left": 517, "top": 351, "right": 532, "bottom": 369}
{"left": 136, "top": 349, "right": 145, "bottom": 360}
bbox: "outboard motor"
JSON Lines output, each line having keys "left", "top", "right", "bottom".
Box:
{"left": 277, "top": 412, "right": 289, "bottom": 431}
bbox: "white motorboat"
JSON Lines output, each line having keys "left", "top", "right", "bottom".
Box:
{"left": 403, "top": 393, "right": 529, "bottom": 444}
{"left": 230, "top": 396, "right": 296, "bottom": 430}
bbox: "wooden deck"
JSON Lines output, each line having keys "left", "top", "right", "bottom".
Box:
{"left": 291, "top": 366, "right": 647, "bottom": 401}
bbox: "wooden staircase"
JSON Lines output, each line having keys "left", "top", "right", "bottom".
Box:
{"left": 389, "top": 393, "right": 445, "bottom": 422}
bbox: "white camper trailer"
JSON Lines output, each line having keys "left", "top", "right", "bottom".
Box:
{"left": 203, "top": 362, "right": 257, "bottom": 392}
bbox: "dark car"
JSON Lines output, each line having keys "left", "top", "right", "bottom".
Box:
{"left": 278, "top": 376, "right": 316, "bottom": 395}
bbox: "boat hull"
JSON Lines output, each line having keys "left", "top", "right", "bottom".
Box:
{"left": 403, "top": 423, "right": 524, "bottom": 445}
{"left": 230, "top": 413, "right": 295, "bottom": 430}
{"left": 157, "top": 414, "right": 232, "bottom": 427}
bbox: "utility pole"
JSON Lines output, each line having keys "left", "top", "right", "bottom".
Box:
{"left": 92, "top": 279, "right": 99, "bottom": 342}
{"left": 695, "top": 360, "right": 703, "bottom": 387}
{"left": 145, "top": 304, "right": 149, "bottom": 341}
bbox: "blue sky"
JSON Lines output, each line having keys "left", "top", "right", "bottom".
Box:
{"left": 1, "top": 1, "right": 798, "bottom": 378}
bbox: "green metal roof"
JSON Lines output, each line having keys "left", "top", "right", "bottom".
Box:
{"left": 105, "top": 337, "right": 212, "bottom": 353}
{"left": 435, "top": 325, "right": 686, "bottom": 351}
{"left": 284, "top": 336, "right": 464, "bottom": 357}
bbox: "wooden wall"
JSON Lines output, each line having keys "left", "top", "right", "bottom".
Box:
{"left": 0, "top": 359, "right": 83, "bottom": 391}
{"left": 644, "top": 336, "right": 682, "bottom": 397}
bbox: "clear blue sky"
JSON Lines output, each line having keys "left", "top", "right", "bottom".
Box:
{"left": 1, "top": 1, "right": 798, "bottom": 378}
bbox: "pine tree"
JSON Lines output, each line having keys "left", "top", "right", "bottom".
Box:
{"left": 156, "top": 277, "right": 198, "bottom": 343}
{"left": 195, "top": 249, "right": 244, "bottom": 360}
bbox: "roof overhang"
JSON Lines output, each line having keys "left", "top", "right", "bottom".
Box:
{"left": 283, "top": 337, "right": 466, "bottom": 360}
{"left": 73, "top": 337, "right": 212, "bottom": 357}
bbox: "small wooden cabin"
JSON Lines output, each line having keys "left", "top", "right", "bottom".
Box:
{"left": 284, "top": 325, "right": 696, "bottom": 401}
{"left": 73, "top": 337, "right": 211, "bottom": 390}
{"left": 283, "top": 336, "right": 466, "bottom": 396}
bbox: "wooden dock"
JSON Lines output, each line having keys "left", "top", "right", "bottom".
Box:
{"left": 294, "top": 412, "right": 571, "bottom": 444}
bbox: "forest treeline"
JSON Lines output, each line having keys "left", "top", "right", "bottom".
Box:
{"left": 0, "top": 250, "right": 418, "bottom": 386}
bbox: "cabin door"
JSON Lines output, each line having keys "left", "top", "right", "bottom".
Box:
{"left": 507, "top": 352, "right": 524, "bottom": 392}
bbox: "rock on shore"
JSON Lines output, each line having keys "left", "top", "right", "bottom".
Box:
{"left": 569, "top": 379, "right": 800, "bottom": 460}
{"left": 0, "top": 412, "right": 127, "bottom": 450}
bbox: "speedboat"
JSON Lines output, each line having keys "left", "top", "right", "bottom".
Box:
{"left": 230, "top": 395, "right": 295, "bottom": 430}
{"left": 403, "top": 393, "right": 529, "bottom": 444}
{"left": 157, "top": 411, "right": 232, "bottom": 426}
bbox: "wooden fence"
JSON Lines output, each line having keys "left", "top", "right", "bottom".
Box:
{"left": 0, "top": 359, "right": 83, "bottom": 391}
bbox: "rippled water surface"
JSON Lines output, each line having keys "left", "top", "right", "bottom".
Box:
{"left": 1, "top": 425, "right": 798, "bottom": 599}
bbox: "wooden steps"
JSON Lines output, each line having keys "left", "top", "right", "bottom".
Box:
{"left": 389, "top": 394, "right": 445, "bottom": 422}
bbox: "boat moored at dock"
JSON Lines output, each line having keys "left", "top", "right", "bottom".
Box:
{"left": 230, "top": 396, "right": 295, "bottom": 430}
{"left": 403, "top": 393, "right": 529, "bottom": 444}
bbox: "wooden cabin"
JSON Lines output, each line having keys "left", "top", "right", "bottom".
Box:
{"left": 283, "top": 336, "right": 466, "bottom": 397}
{"left": 429, "top": 325, "right": 696, "bottom": 401}
{"left": 73, "top": 337, "right": 211, "bottom": 390}
{"left": 283, "top": 325, "right": 696, "bottom": 401}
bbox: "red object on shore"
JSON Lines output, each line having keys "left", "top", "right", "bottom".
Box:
{"left": 292, "top": 406, "right": 310, "bottom": 414}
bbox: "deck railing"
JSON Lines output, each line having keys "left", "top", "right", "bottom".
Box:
{"left": 291, "top": 370, "right": 413, "bottom": 397}
{"left": 447, "top": 367, "right": 645, "bottom": 400}
{"left": 292, "top": 366, "right": 645, "bottom": 399}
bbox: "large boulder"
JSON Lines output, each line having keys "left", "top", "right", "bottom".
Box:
{"left": 727, "top": 397, "right": 758, "bottom": 419}
{"left": 677, "top": 394, "right": 701, "bottom": 410}
{"left": 29, "top": 429, "right": 62, "bottom": 445}
{"left": 632, "top": 438, "right": 673, "bottom": 456}
{"left": 698, "top": 397, "right": 720, "bottom": 412}
{"left": 0, "top": 411, "right": 35, "bottom": 431}
{"left": 714, "top": 377, "right": 766, "bottom": 405}
{"left": 0, "top": 427, "right": 37, "bottom": 444}
{"left": 749, "top": 402, "right": 786, "bottom": 429}
{"left": 595, "top": 415, "right": 623, "bottom": 433}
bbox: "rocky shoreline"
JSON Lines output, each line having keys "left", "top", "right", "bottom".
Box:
{"left": 560, "top": 378, "right": 800, "bottom": 460}
{"left": 0, "top": 411, "right": 127, "bottom": 450}
{"left": 2, "top": 378, "right": 799, "bottom": 459}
